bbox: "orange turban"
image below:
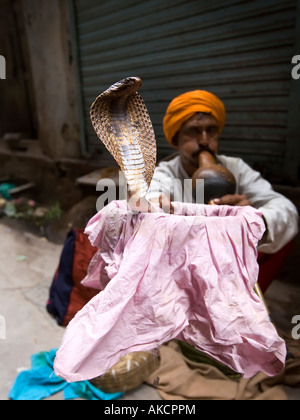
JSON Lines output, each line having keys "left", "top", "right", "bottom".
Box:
{"left": 163, "top": 90, "right": 226, "bottom": 146}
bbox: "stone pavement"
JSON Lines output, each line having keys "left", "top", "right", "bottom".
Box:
{"left": 0, "top": 220, "right": 299, "bottom": 400}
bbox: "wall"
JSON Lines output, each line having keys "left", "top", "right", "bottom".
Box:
{"left": 22, "top": 0, "right": 81, "bottom": 159}
{"left": 72, "top": 0, "right": 300, "bottom": 184}
{"left": 0, "top": 0, "right": 36, "bottom": 137}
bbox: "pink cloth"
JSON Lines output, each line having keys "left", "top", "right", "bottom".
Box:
{"left": 54, "top": 201, "right": 286, "bottom": 382}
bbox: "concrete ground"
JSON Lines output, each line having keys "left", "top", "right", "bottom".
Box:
{"left": 0, "top": 219, "right": 299, "bottom": 400}
{"left": 0, "top": 219, "right": 161, "bottom": 401}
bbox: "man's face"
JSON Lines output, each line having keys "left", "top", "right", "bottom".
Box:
{"left": 173, "top": 113, "right": 220, "bottom": 176}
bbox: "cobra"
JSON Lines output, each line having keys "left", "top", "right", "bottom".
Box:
{"left": 90, "top": 77, "right": 157, "bottom": 211}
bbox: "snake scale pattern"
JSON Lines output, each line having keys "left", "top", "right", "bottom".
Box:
{"left": 90, "top": 77, "right": 157, "bottom": 203}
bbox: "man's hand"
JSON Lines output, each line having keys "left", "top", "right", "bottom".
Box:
{"left": 210, "top": 194, "right": 250, "bottom": 207}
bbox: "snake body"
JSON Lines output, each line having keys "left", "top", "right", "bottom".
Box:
{"left": 90, "top": 77, "right": 157, "bottom": 205}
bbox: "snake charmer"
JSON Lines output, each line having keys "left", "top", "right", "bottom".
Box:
{"left": 146, "top": 90, "right": 299, "bottom": 292}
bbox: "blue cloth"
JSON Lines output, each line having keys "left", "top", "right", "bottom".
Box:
{"left": 0, "top": 183, "right": 15, "bottom": 200}
{"left": 47, "top": 229, "right": 76, "bottom": 325}
{"left": 8, "top": 349, "right": 123, "bottom": 401}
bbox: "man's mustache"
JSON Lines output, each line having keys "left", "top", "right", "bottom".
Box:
{"left": 192, "top": 145, "right": 216, "bottom": 159}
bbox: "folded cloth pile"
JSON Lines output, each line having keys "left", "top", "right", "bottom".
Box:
{"left": 54, "top": 201, "right": 286, "bottom": 383}
{"left": 9, "top": 349, "right": 122, "bottom": 400}
{"left": 145, "top": 335, "right": 300, "bottom": 400}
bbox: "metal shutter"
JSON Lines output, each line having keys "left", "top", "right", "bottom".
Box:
{"left": 69, "top": 0, "right": 299, "bottom": 182}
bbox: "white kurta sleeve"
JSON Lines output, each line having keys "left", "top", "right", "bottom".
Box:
{"left": 220, "top": 156, "right": 299, "bottom": 254}
{"left": 146, "top": 157, "right": 183, "bottom": 201}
